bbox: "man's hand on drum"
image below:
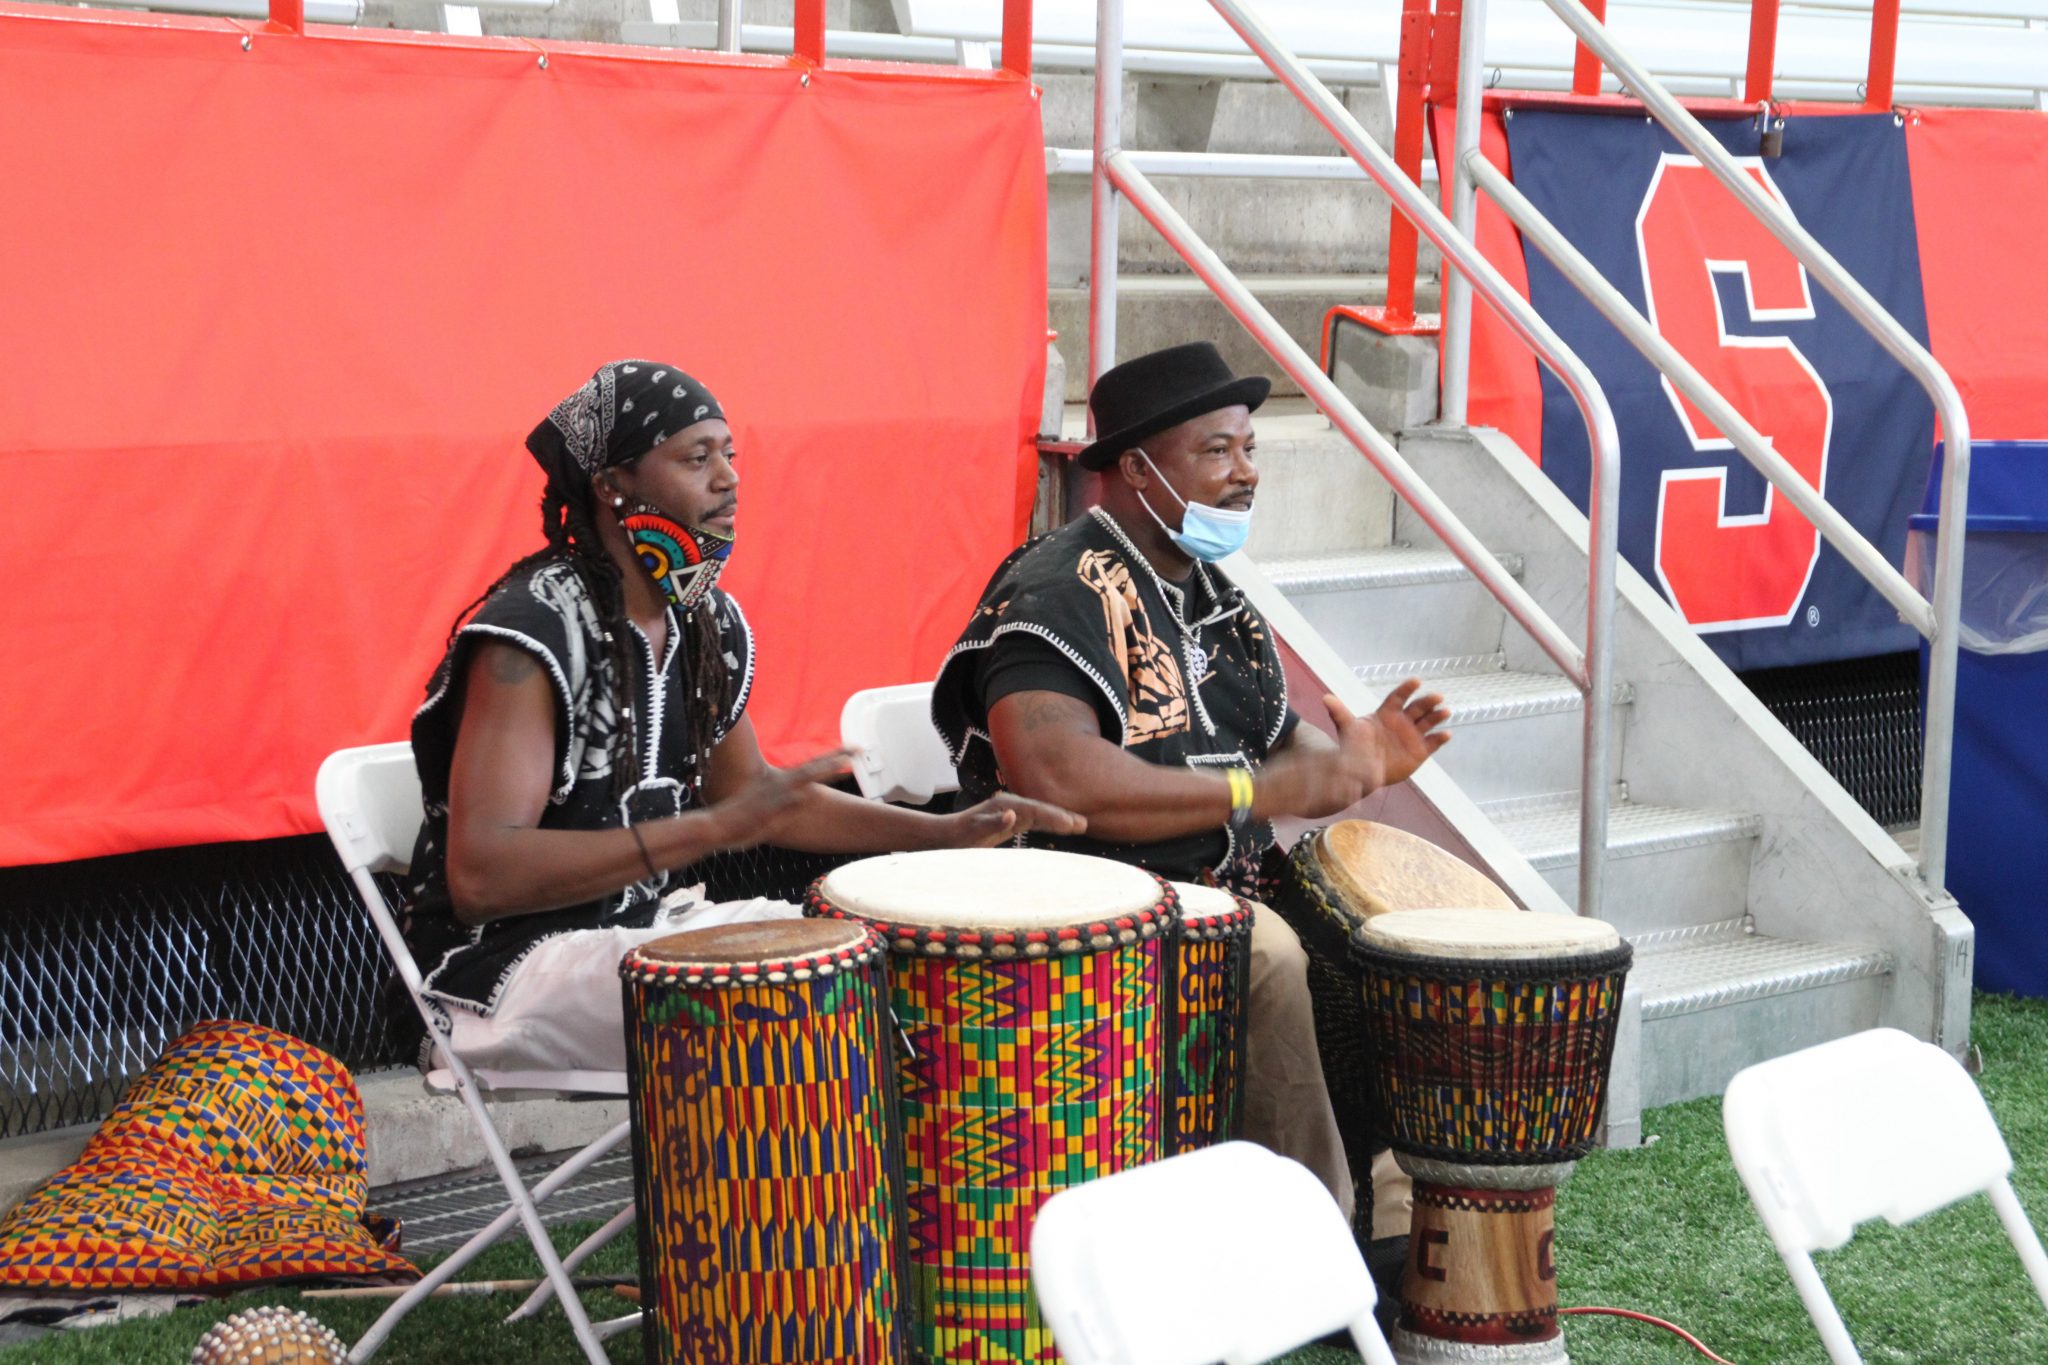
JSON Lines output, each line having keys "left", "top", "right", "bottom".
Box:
{"left": 943, "top": 794, "right": 1089, "bottom": 848}
{"left": 1255, "top": 679, "right": 1451, "bottom": 821}
{"left": 702, "top": 748, "right": 861, "bottom": 851}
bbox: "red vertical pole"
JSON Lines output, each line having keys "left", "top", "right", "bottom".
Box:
{"left": 1000, "top": 0, "right": 1033, "bottom": 76}
{"left": 1866, "top": 0, "right": 1900, "bottom": 110}
{"left": 1385, "top": 0, "right": 1433, "bottom": 325}
{"left": 1572, "top": 0, "right": 1606, "bottom": 96}
{"left": 794, "top": 0, "right": 825, "bottom": 65}
{"left": 267, "top": 0, "right": 303, "bottom": 34}
{"left": 1745, "top": 0, "right": 1780, "bottom": 104}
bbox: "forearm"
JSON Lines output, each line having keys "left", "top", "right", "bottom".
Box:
{"left": 447, "top": 810, "right": 733, "bottom": 925}
{"left": 1007, "top": 747, "right": 1233, "bottom": 844}
{"left": 763, "top": 784, "right": 961, "bottom": 855}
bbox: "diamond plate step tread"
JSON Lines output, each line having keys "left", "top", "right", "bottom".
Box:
{"left": 1491, "top": 801, "right": 1762, "bottom": 868}
{"left": 1629, "top": 933, "right": 1893, "bottom": 1022}
{"left": 1351, "top": 662, "right": 1634, "bottom": 724}
{"left": 1265, "top": 547, "right": 1525, "bottom": 595}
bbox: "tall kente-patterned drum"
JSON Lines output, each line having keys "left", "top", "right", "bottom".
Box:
{"left": 619, "top": 920, "right": 907, "bottom": 1365}
{"left": 1164, "top": 881, "right": 1254, "bottom": 1154}
{"left": 1352, "top": 908, "right": 1631, "bottom": 1364}
{"left": 808, "top": 848, "right": 1170, "bottom": 1364}
{"left": 1269, "top": 821, "right": 1520, "bottom": 1237}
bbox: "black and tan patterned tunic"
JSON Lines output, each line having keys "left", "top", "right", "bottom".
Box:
{"left": 931, "top": 507, "right": 1298, "bottom": 895}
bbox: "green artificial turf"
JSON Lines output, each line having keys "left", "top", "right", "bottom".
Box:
{"left": 7, "top": 993, "right": 2046, "bottom": 1363}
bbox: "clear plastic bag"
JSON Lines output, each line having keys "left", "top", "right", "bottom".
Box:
{"left": 1907, "top": 527, "right": 2048, "bottom": 655}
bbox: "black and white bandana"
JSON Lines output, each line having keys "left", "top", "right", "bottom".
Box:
{"left": 525, "top": 360, "right": 725, "bottom": 476}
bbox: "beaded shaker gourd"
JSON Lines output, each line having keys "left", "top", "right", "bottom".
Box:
{"left": 189, "top": 1306, "right": 348, "bottom": 1364}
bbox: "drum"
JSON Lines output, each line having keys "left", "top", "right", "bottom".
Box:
{"left": 1269, "top": 821, "right": 1519, "bottom": 1238}
{"left": 1351, "top": 908, "right": 1632, "bottom": 1363}
{"left": 1164, "top": 881, "right": 1254, "bottom": 1155}
{"left": 808, "top": 848, "right": 1171, "bottom": 1364}
{"left": 619, "top": 920, "right": 907, "bottom": 1365}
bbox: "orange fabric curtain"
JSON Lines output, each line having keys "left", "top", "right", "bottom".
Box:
{"left": 0, "top": 8, "right": 1047, "bottom": 865}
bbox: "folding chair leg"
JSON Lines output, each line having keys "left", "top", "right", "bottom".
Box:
{"left": 509, "top": 1203, "right": 638, "bottom": 1321}
{"left": 1990, "top": 1179, "right": 2048, "bottom": 1314}
{"left": 348, "top": 1110, "right": 632, "bottom": 1364}
{"left": 1347, "top": 1312, "right": 1400, "bottom": 1365}
{"left": 596, "top": 1312, "right": 644, "bottom": 1340}
{"left": 1779, "top": 1247, "right": 1863, "bottom": 1365}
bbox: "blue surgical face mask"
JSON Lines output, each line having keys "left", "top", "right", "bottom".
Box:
{"left": 1135, "top": 449, "right": 1253, "bottom": 562}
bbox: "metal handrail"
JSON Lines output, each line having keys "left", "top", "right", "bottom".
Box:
{"left": 1091, "top": 0, "right": 1622, "bottom": 921}
{"left": 1450, "top": 0, "right": 1970, "bottom": 894}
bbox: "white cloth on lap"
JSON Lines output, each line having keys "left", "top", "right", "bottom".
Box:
{"left": 431, "top": 888, "right": 800, "bottom": 1074}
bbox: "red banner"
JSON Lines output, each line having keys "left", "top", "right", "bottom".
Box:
{"left": 0, "top": 6, "right": 1047, "bottom": 865}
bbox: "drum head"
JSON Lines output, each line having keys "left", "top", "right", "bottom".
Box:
{"left": 818, "top": 848, "right": 1162, "bottom": 931}
{"left": 1316, "top": 821, "right": 1517, "bottom": 919}
{"left": 1356, "top": 906, "right": 1621, "bottom": 960}
{"left": 1168, "top": 881, "right": 1242, "bottom": 927}
{"left": 630, "top": 918, "right": 873, "bottom": 970}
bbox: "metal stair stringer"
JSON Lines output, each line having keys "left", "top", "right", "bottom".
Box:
{"left": 1384, "top": 425, "right": 1975, "bottom": 1128}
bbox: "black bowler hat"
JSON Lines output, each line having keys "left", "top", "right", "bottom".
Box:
{"left": 1076, "top": 341, "right": 1271, "bottom": 471}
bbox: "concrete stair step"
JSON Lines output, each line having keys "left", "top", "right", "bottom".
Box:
{"left": 1350, "top": 658, "right": 1630, "bottom": 804}
{"left": 1489, "top": 797, "right": 1762, "bottom": 937}
{"left": 1625, "top": 922, "right": 1894, "bottom": 1111}
{"left": 1051, "top": 274, "right": 1438, "bottom": 402}
{"left": 1049, "top": 175, "right": 1429, "bottom": 286}
{"left": 1268, "top": 546, "right": 1520, "bottom": 666}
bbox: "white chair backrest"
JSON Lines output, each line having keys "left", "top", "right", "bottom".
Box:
{"left": 1725, "top": 1027, "right": 2012, "bottom": 1255}
{"left": 840, "top": 681, "right": 960, "bottom": 805}
{"left": 315, "top": 741, "right": 425, "bottom": 877}
{"left": 1031, "top": 1142, "right": 1394, "bottom": 1365}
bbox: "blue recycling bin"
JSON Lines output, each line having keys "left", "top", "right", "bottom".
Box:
{"left": 1910, "top": 440, "right": 2048, "bottom": 997}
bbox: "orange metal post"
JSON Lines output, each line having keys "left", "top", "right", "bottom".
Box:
{"left": 1866, "top": 0, "right": 1900, "bottom": 109}
{"left": 1572, "top": 0, "right": 1606, "bottom": 95}
{"left": 267, "top": 0, "right": 303, "bottom": 33}
{"left": 1001, "top": 0, "right": 1033, "bottom": 76}
{"left": 1384, "top": 0, "right": 1433, "bottom": 326}
{"left": 1745, "top": 0, "right": 1780, "bottom": 103}
{"left": 795, "top": 0, "right": 825, "bottom": 64}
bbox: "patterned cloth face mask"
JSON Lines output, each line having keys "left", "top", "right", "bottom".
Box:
{"left": 622, "top": 505, "right": 733, "bottom": 613}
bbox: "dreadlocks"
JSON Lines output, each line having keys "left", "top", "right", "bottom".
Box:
{"left": 445, "top": 455, "right": 728, "bottom": 811}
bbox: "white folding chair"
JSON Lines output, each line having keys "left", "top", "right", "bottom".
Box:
{"left": 1030, "top": 1141, "right": 1399, "bottom": 1365}
{"left": 840, "top": 680, "right": 959, "bottom": 805}
{"left": 1724, "top": 1026, "right": 2048, "bottom": 1364}
{"left": 315, "top": 743, "right": 639, "bottom": 1363}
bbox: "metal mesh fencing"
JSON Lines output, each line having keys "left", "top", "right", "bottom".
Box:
{"left": 0, "top": 832, "right": 860, "bottom": 1143}
{"left": 0, "top": 836, "right": 406, "bottom": 1142}
{"left": 1740, "top": 649, "right": 1925, "bottom": 830}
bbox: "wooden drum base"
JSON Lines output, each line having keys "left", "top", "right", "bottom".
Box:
{"left": 1391, "top": 1176, "right": 1568, "bottom": 1364}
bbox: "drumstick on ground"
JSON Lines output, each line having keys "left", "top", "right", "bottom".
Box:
{"left": 303, "top": 1276, "right": 632, "bottom": 1301}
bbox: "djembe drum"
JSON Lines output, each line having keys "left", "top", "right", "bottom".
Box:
{"left": 1270, "top": 821, "right": 1520, "bottom": 1237}
{"left": 808, "top": 848, "right": 1171, "bottom": 1364}
{"left": 1352, "top": 908, "right": 1632, "bottom": 1363}
{"left": 1164, "top": 881, "right": 1254, "bottom": 1154}
{"left": 619, "top": 920, "right": 908, "bottom": 1365}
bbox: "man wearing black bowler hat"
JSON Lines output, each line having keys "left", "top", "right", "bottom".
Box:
{"left": 933, "top": 341, "right": 1453, "bottom": 1236}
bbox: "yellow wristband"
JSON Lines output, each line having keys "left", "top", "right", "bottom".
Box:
{"left": 1225, "top": 766, "right": 1255, "bottom": 826}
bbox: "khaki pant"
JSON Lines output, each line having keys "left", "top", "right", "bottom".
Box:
{"left": 1244, "top": 902, "right": 1360, "bottom": 1223}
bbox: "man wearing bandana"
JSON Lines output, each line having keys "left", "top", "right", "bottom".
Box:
{"left": 403, "top": 359, "right": 1081, "bottom": 1073}
{"left": 933, "top": 341, "right": 1452, "bottom": 1245}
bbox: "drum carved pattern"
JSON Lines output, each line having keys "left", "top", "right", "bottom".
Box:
{"left": 1402, "top": 1181, "right": 1559, "bottom": 1346}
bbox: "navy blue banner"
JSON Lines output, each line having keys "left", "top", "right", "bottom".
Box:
{"left": 1504, "top": 111, "right": 1935, "bottom": 670}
